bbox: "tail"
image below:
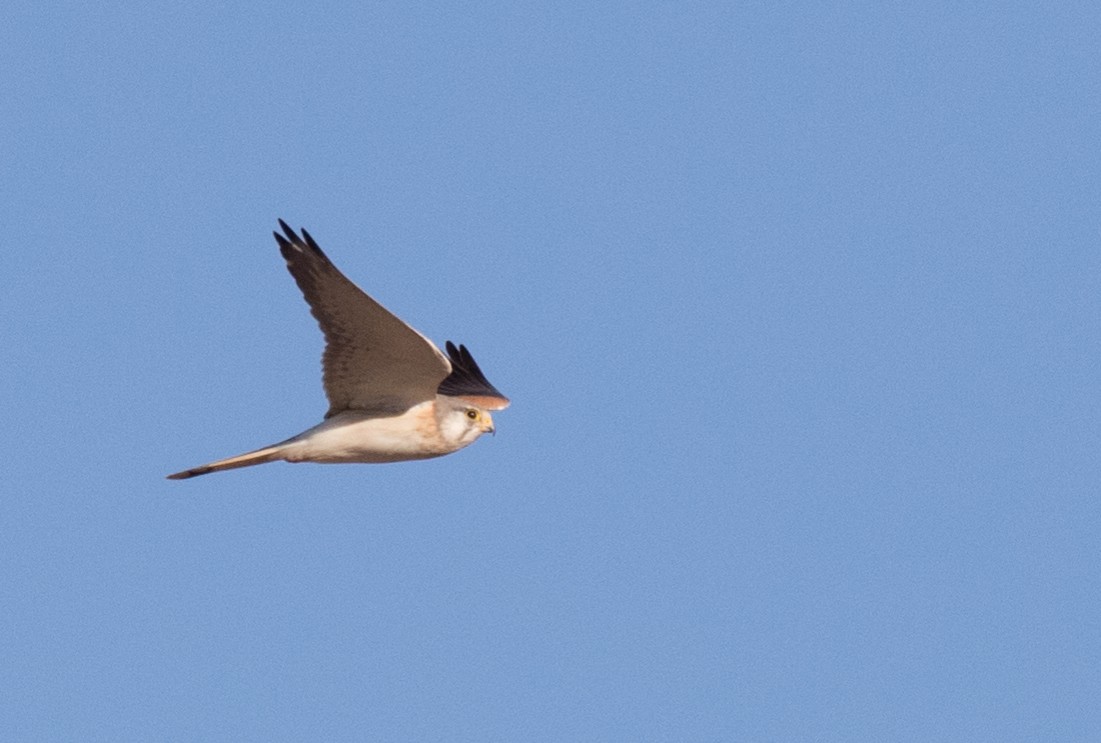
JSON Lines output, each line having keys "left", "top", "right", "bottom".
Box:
{"left": 166, "top": 443, "right": 287, "bottom": 480}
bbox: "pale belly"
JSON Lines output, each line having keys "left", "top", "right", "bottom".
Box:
{"left": 283, "top": 405, "right": 451, "bottom": 464}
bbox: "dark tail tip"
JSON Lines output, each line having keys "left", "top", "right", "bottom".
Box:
{"left": 166, "top": 466, "right": 211, "bottom": 480}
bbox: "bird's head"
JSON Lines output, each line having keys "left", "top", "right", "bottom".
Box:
{"left": 437, "top": 398, "right": 497, "bottom": 449}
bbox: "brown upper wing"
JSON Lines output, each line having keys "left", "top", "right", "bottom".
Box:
{"left": 274, "top": 221, "right": 451, "bottom": 417}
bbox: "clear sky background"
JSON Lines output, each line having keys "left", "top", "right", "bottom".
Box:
{"left": 3, "top": 2, "right": 1099, "bottom": 741}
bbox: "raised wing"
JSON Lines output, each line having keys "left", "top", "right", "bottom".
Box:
{"left": 437, "top": 341, "right": 510, "bottom": 410}
{"left": 274, "top": 221, "right": 451, "bottom": 416}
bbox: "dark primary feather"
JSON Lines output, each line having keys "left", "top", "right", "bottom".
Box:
{"left": 437, "top": 341, "right": 509, "bottom": 406}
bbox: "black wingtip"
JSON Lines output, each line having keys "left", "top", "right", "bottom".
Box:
{"left": 301, "top": 228, "right": 322, "bottom": 253}
{"left": 274, "top": 220, "right": 326, "bottom": 257}
{"left": 274, "top": 219, "right": 297, "bottom": 251}
{"left": 437, "top": 341, "right": 509, "bottom": 406}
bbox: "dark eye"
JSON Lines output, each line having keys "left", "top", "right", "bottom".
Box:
{"left": 466, "top": 409, "right": 478, "bottom": 420}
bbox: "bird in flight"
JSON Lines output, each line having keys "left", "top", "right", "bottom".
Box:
{"left": 167, "top": 221, "right": 509, "bottom": 480}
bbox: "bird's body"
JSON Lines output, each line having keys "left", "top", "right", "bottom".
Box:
{"left": 168, "top": 222, "right": 508, "bottom": 480}
{"left": 286, "top": 401, "right": 492, "bottom": 464}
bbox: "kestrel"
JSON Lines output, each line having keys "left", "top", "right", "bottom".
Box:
{"left": 167, "top": 221, "right": 509, "bottom": 480}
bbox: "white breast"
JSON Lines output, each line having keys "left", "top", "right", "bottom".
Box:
{"left": 283, "top": 402, "right": 450, "bottom": 463}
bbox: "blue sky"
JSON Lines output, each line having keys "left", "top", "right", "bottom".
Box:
{"left": 3, "top": 2, "right": 1099, "bottom": 740}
